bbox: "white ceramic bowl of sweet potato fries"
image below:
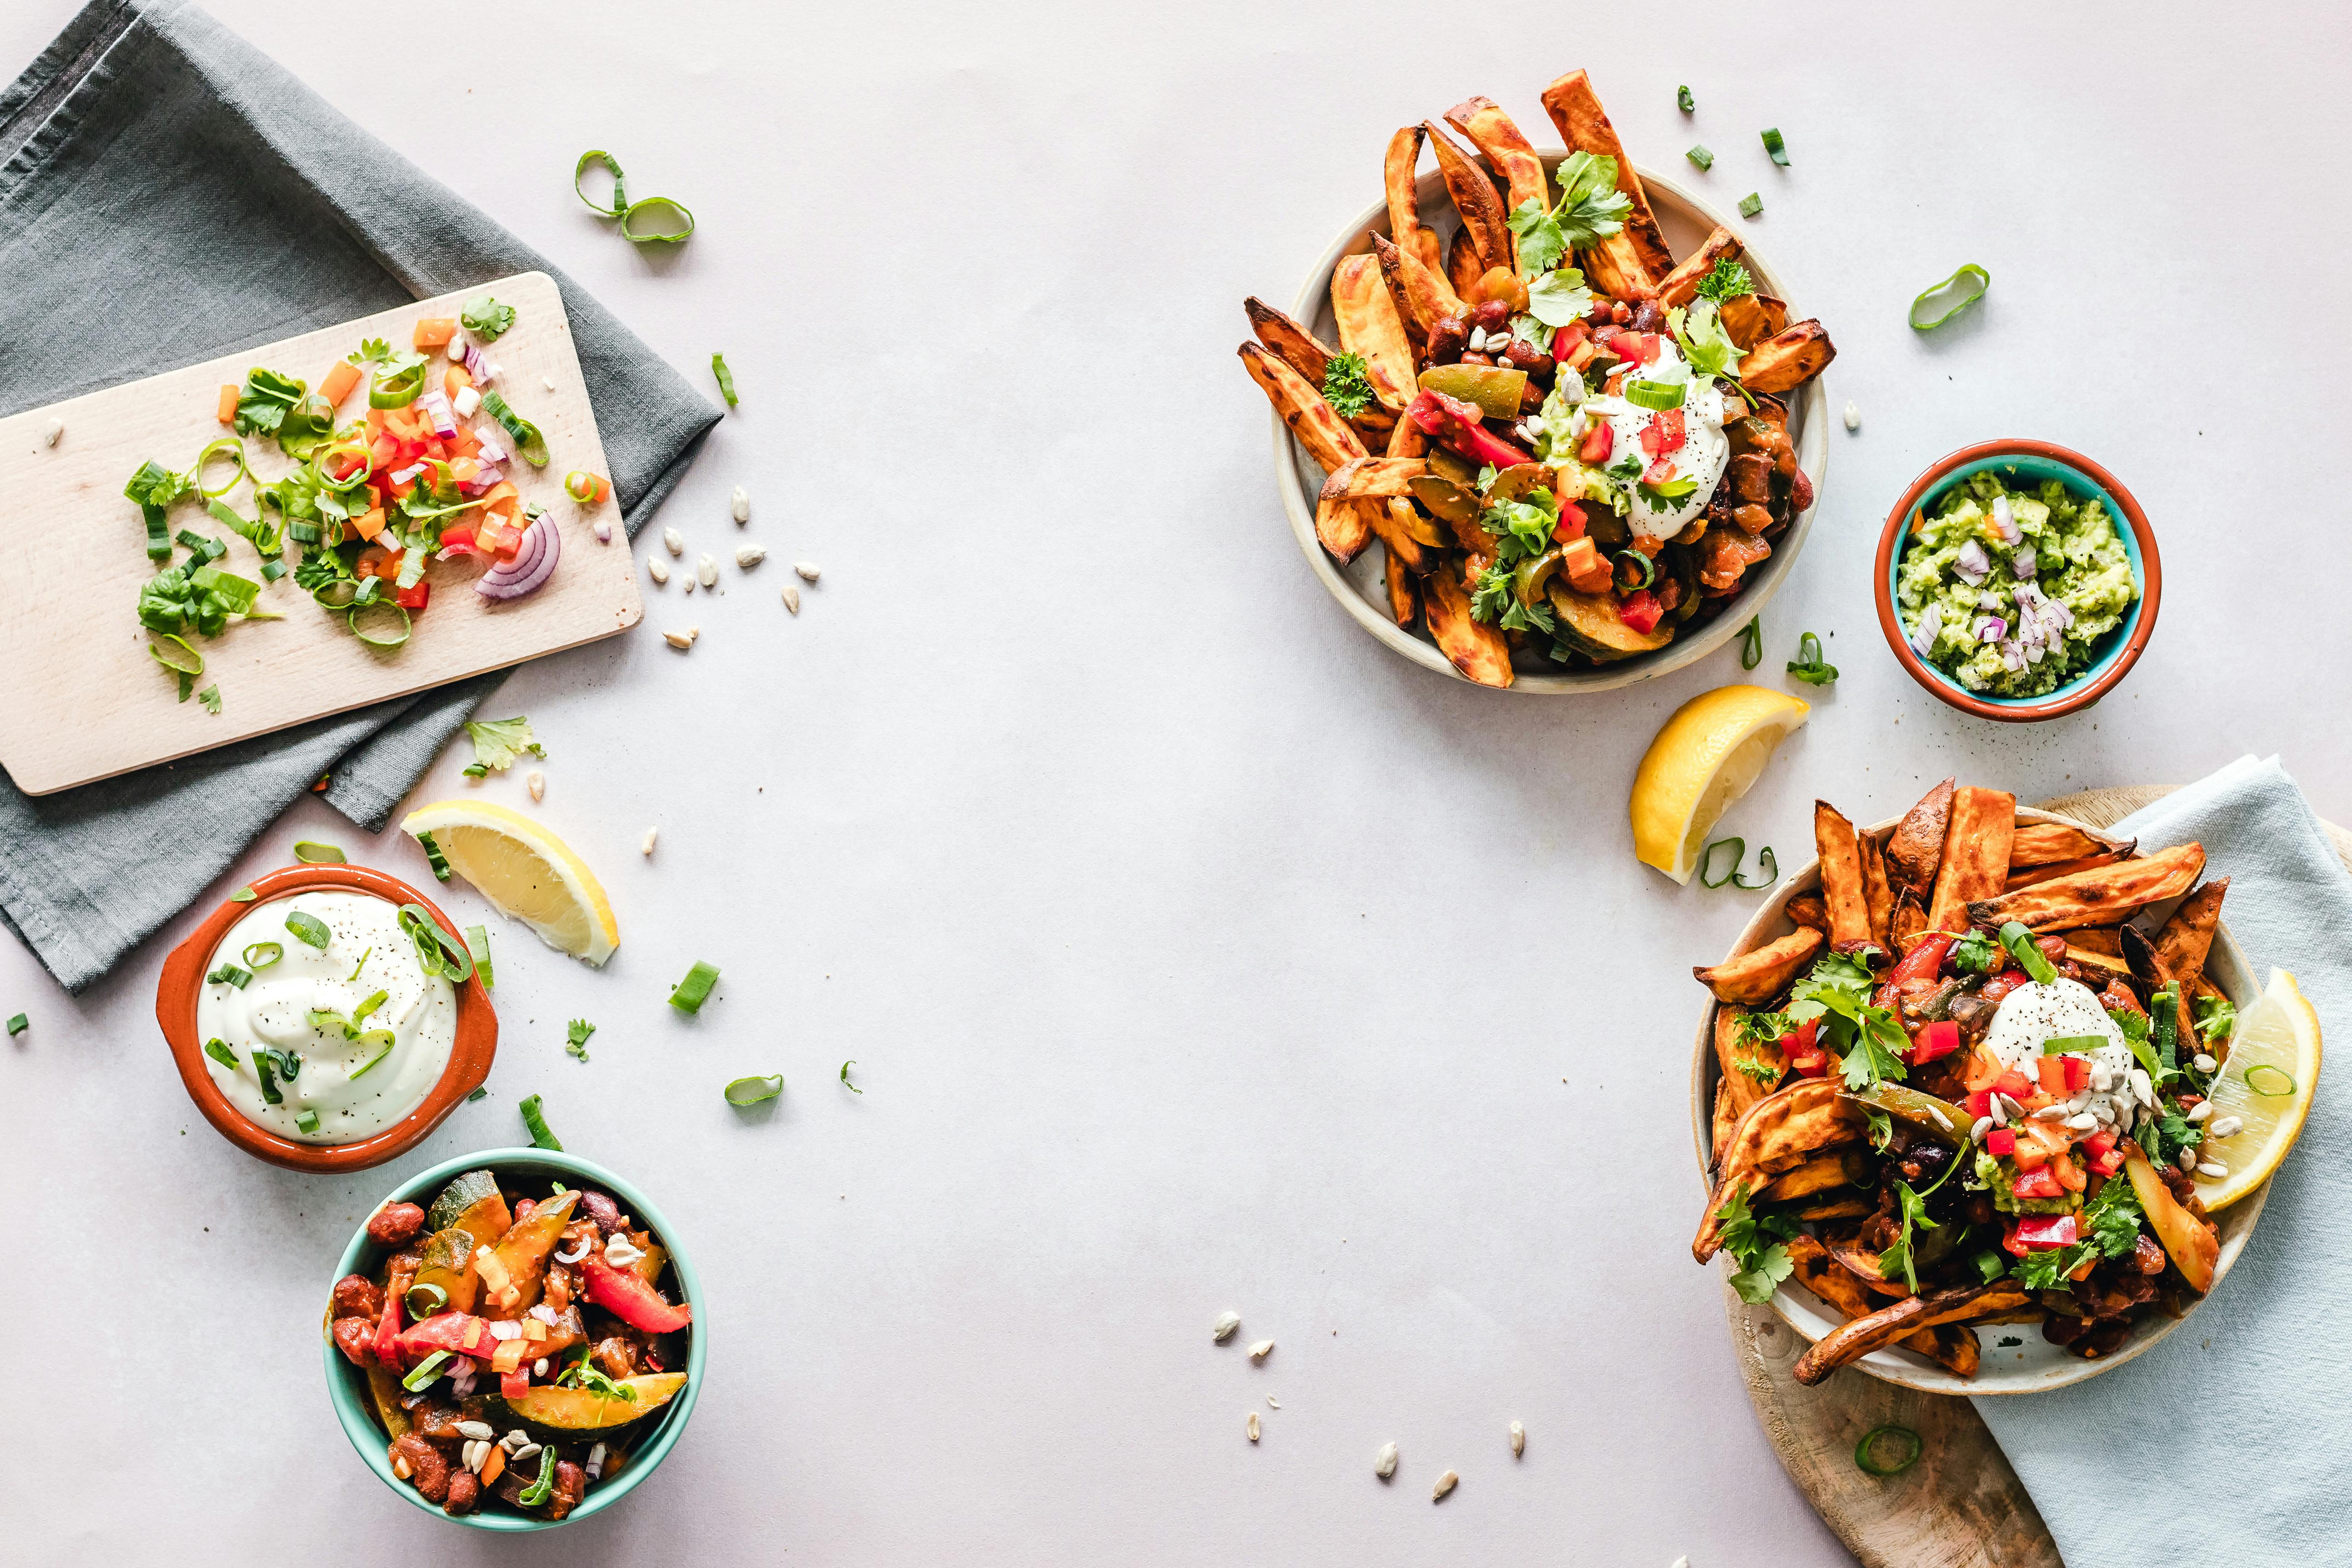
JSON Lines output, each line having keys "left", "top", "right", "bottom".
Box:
{"left": 1687, "top": 804, "right": 2270, "bottom": 1395}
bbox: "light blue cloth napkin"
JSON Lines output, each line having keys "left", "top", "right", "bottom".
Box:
{"left": 1974, "top": 756, "right": 2352, "bottom": 1566}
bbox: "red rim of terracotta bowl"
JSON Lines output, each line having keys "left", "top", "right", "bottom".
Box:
{"left": 155, "top": 863, "right": 497, "bottom": 1173}
{"left": 1874, "top": 438, "right": 2161, "bottom": 723}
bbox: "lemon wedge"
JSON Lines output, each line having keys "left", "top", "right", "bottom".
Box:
{"left": 1631, "top": 685, "right": 1810, "bottom": 884}
{"left": 399, "top": 800, "right": 618, "bottom": 966}
{"left": 2190, "top": 968, "right": 2321, "bottom": 1211}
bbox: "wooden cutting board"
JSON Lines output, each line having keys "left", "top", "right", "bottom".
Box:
{"left": 1730, "top": 784, "right": 2352, "bottom": 1568}
{"left": 0, "top": 271, "right": 640, "bottom": 796}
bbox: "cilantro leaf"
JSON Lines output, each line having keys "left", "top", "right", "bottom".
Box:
{"left": 233, "top": 368, "right": 306, "bottom": 437}
{"left": 1732, "top": 1242, "right": 1794, "bottom": 1304}
{"left": 1550, "top": 152, "right": 1633, "bottom": 249}
{"left": 460, "top": 295, "right": 516, "bottom": 342}
{"left": 196, "top": 683, "right": 222, "bottom": 714}
{"left": 1523, "top": 266, "right": 1594, "bottom": 329}
{"left": 2192, "top": 994, "right": 2237, "bottom": 1045}
{"left": 566, "top": 1018, "right": 594, "bottom": 1062}
{"left": 1692, "top": 257, "right": 1755, "bottom": 304}
{"left": 1714, "top": 1182, "right": 1800, "bottom": 1302}
{"left": 1950, "top": 929, "right": 2002, "bottom": 974}
{"left": 1668, "top": 299, "right": 1744, "bottom": 383}
{"left": 1320, "top": 351, "right": 1375, "bottom": 419}
{"left": 347, "top": 337, "right": 391, "bottom": 365}
{"left": 1875, "top": 1179, "right": 1938, "bottom": 1292}
{"left": 1866, "top": 1106, "right": 1893, "bottom": 1152}
{"left": 124, "top": 460, "right": 193, "bottom": 510}
{"left": 2015, "top": 1176, "right": 2141, "bottom": 1288}
{"left": 462, "top": 716, "right": 545, "bottom": 772}
{"left": 1788, "top": 951, "right": 1907, "bottom": 1091}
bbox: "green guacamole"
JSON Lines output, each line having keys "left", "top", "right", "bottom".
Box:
{"left": 1896, "top": 471, "right": 2138, "bottom": 699}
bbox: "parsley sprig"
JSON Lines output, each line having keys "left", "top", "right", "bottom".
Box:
{"left": 1714, "top": 1182, "right": 1798, "bottom": 1304}
{"left": 1320, "top": 352, "right": 1375, "bottom": 419}
{"left": 1692, "top": 257, "right": 1755, "bottom": 304}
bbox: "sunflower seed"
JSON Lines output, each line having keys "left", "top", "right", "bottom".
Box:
{"left": 682, "top": 572, "right": 696, "bottom": 594}
{"left": 42, "top": 417, "right": 63, "bottom": 446}
{"left": 1969, "top": 1115, "right": 1993, "bottom": 1143}
{"left": 663, "top": 527, "right": 685, "bottom": 556}
{"left": 698, "top": 553, "right": 718, "bottom": 587}
{"left": 2031, "top": 1104, "right": 2068, "bottom": 1121}
{"left": 1248, "top": 1339, "right": 1273, "bottom": 1362}
{"left": 736, "top": 545, "right": 766, "bottom": 569}
{"left": 502, "top": 1429, "right": 528, "bottom": 1450}
{"left": 1999, "top": 1094, "right": 2027, "bottom": 1120}
{"left": 1432, "top": 1470, "right": 1458, "bottom": 1501}
{"left": 794, "top": 561, "right": 821, "bottom": 582}
{"left": 526, "top": 770, "right": 545, "bottom": 802}
{"left": 642, "top": 827, "right": 658, "bottom": 855}
{"left": 730, "top": 485, "right": 750, "bottom": 523}
{"left": 1509, "top": 1420, "right": 1525, "bottom": 1457}
{"left": 533, "top": 1358, "right": 548, "bottom": 1377}
{"left": 454, "top": 1420, "right": 494, "bottom": 1441}
{"left": 461, "top": 1439, "right": 485, "bottom": 1472}
{"left": 1467, "top": 326, "right": 1489, "bottom": 351}
{"left": 2193, "top": 1053, "right": 2218, "bottom": 1073}
{"left": 1374, "top": 1441, "right": 1398, "bottom": 1479}
{"left": 1212, "top": 1311, "right": 1241, "bottom": 1343}
{"left": 1266, "top": 1396, "right": 1280, "bottom": 1409}
{"left": 2186, "top": 1101, "right": 2212, "bottom": 1121}
{"left": 2177, "top": 1146, "right": 2197, "bottom": 1172}
{"left": 2209, "top": 1114, "right": 2243, "bottom": 1138}
{"left": 1843, "top": 401, "right": 1860, "bottom": 431}
{"left": 1245, "top": 1412, "right": 1260, "bottom": 1443}
{"left": 1989, "top": 1096, "right": 2008, "bottom": 1127}
{"left": 512, "top": 1442, "right": 541, "bottom": 1464}
{"left": 2064, "top": 1112, "right": 2098, "bottom": 1131}
{"left": 1927, "top": 1106, "right": 1952, "bottom": 1131}
{"left": 2090, "top": 1066, "right": 2113, "bottom": 1092}
{"left": 2196, "top": 1160, "right": 2228, "bottom": 1178}
{"left": 664, "top": 627, "right": 698, "bottom": 649}
{"left": 2129, "top": 1068, "right": 2154, "bottom": 1105}
{"left": 647, "top": 556, "right": 670, "bottom": 585}
{"left": 781, "top": 584, "right": 800, "bottom": 614}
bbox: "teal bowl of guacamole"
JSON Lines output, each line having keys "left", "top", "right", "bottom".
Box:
{"left": 1874, "top": 441, "right": 2158, "bottom": 722}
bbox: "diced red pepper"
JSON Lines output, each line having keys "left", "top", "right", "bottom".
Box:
{"left": 1577, "top": 421, "right": 1614, "bottom": 464}
{"left": 1616, "top": 589, "right": 1664, "bottom": 635}
{"left": 1992, "top": 1069, "right": 2034, "bottom": 1103}
{"left": 399, "top": 1311, "right": 492, "bottom": 1362}
{"left": 1909, "top": 1020, "right": 1960, "bottom": 1065}
{"left": 2011, "top": 1166, "right": 2063, "bottom": 1200}
{"left": 1404, "top": 389, "right": 1478, "bottom": 433}
{"left": 1963, "top": 1088, "right": 1994, "bottom": 1121}
{"left": 2089, "top": 1144, "right": 2126, "bottom": 1177}
{"left": 1788, "top": 1053, "right": 1828, "bottom": 1078}
{"left": 1550, "top": 320, "right": 1591, "bottom": 355}
{"left": 2012, "top": 1213, "right": 2078, "bottom": 1251}
{"left": 395, "top": 580, "right": 430, "bottom": 611}
{"left": 1652, "top": 406, "right": 1686, "bottom": 453}
{"left": 1642, "top": 455, "right": 1676, "bottom": 485}
{"left": 581, "top": 1254, "right": 693, "bottom": 1335}
{"left": 372, "top": 1287, "right": 404, "bottom": 1369}
{"left": 1985, "top": 1127, "right": 2016, "bottom": 1157}
{"left": 2062, "top": 1055, "right": 2090, "bottom": 1091}
{"left": 1403, "top": 389, "right": 1532, "bottom": 470}
{"left": 1551, "top": 501, "right": 1587, "bottom": 542}
{"left": 500, "top": 1369, "right": 531, "bottom": 1401}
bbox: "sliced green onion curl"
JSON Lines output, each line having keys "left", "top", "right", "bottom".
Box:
{"left": 251, "top": 1050, "right": 286, "bottom": 1105}
{"left": 1909, "top": 264, "right": 1990, "bottom": 331}
{"left": 348, "top": 601, "right": 411, "bottom": 649}
{"left": 397, "top": 905, "right": 475, "bottom": 984}
{"left": 368, "top": 356, "right": 427, "bottom": 409}
{"left": 1855, "top": 1424, "right": 1922, "bottom": 1476}
{"left": 231, "top": 887, "right": 258, "bottom": 902}
{"left": 1686, "top": 145, "right": 1714, "bottom": 171}
{"left": 203, "top": 1037, "right": 239, "bottom": 1071}
{"left": 243, "top": 941, "right": 283, "bottom": 970}
{"left": 2041, "top": 1034, "right": 2109, "bottom": 1055}
{"left": 670, "top": 959, "right": 721, "bottom": 1014}
{"left": 1612, "top": 550, "right": 1658, "bottom": 592}
{"left": 518, "top": 1445, "right": 558, "bottom": 1504}
{"left": 295, "top": 1109, "right": 320, "bottom": 1134}
{"left": 1739, "top": 615, "right": 1762, "bottom": 671}
{"left": 284, "top": 910, "right": 332, "bottom": 949}
{"left": 1761, "top": 127, "right": 1789, "bottom": 166}
{"left": 402, "top": 1350, "right": 452, "bottom": 1391}
{"left": 311, "top": 578, "right": 360, "bottom": 610}
{"left": 564, "top": 470, "right": 600, "bottom": 503}
{"left": 345, "top": 946, "right": 371, "bottom": 982}
{"left": 465, "top": 925, "right": 494, "bottom": 989}
{"left": 725, "top": 1074, "right": 784, "bottom": 1106}
{"left": 478, "top": 391, "right": 549, "bottom": 468}
{"left": 416, "top": 831, "right": 453, "bottom": 883}
{"left": 619, "top": 196, "right": 696, "bottom": 244}
{"left": 293, "top": 840, "right": 346, "bottom": 864}
{"left": 1624, "top": 379, "right": 1685, "bottom": 412}
{"left": 574, "top": 149, "right": 628, "bottom": 217}
{"left": 711, "top": 353, "right": 739, "bottom": 408}
{"left": 2246, "top": 1064, "right": 2296, "bottom": 1097}
{"left": 1699, "top": 838, "right": 1779, "bottom": 891}
{"left": 351, "top": 989, "right": 388, "bottom": 1025}
{"left": 1677, "top": 85, "right": 1695, "bottom": 113}
{"left": 404, "top": 1282, "right": 449, "bottom": 1318}
{"left": 194, "top": 437, "right": 247, "bottom": 500}
{"left": 1738, "top": 192, "right": 1763, "bottom": 218}
{"left": 348, "top": 1031, "right": 397, "bottom": 1079}
{"left": 1786, "top": 631, "right": 1839, "bottom": 687}
{"left": 148, "top": 635, "right": 204, "bottom": 677}
{"left": 1998, "top": 920, "right": 2057, "bottom": 986}
{"left": 207, "top": 962, "right": 253, "bottom": 988}
{"left": 520, "top": 1093, "right": 564, "bottom": 1151}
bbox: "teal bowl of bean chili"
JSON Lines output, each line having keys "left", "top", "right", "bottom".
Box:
{"left": 324, "top": 1147, "right": 707, "bottom": 1529}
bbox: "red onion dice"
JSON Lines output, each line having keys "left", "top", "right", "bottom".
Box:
{"left": 1990, "top": 493, "right": 2022, "bottom": 544}
{"left": 2010, "top": 542, "right": 2038, "bottom": 578}
{"left": 1954, "top": 539, "right": 1992, "bottom": 584}
{"left": 1908, "top": 602, "right": 1942, "bottom": 655}
{"left": 1975, "top": 615, "right": 2007, "bottom": 643}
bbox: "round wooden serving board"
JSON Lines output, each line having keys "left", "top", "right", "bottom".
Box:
{"left": 1728, "top": 785, "right": 2352, "bottom": 1568}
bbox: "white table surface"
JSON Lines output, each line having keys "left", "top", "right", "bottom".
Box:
{"left": 5, "top": 2, "right": 2349, "bottom": 1563}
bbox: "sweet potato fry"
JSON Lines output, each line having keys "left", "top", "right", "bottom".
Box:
{"left": 1815, "top": 803, "right": 1874, "bottom": 953}
{"left": 1536, "top": 70, "right": 1672, "bottom": 293}
{"left": 2067, "top": 925, "right": 2124, "bottom": 958}
{"left": 1794, "top": 1195, "right": 1873, "bottom": 1223}
{"left": 1825, "top": 1234, "right": 1910, "bottom": 1298}
{"left": 1967, "top": 843, "right": 2206, "bottom": 932}
{"left": 1237, "top": 343, "right": 1364, "bottom": 473}
{"left": 1382, "top": 126, "right": 1445, "bottom": 279}
{"left": 1243, "top": 297, "right": 1333, "bottom": 387}
{"left": 1695, "top": 926, "right": 1823, "bottom": 1005}
{"left": 1783, "top": 892, "right": 1828, "bottom": 932}
{"left": 1884, "top": 778, "right": 1954, "bottom": 899}
{"left": 1859, "top": 835, "right": 1895, "bottom": 952}
{"left": 1365, "top": 419, "right": 1441, "bottom": 570}
{"left": 2004, "top": 849, "right": 2130, "bottom": 891}
{"left": 1424, "top": 121, "right": 1513, "bottom": 278}
{"left": 1694, "top": 1080, "right": 1865, "bottom": 1262}
{"left": 1718, "top": 293, "right": 1788, "bottom": 350}
{"left": 1329, "top": 254, "right": 1417, "bottom": 414}
{"left": 2067, "top": 945, "right": 2132, "bottom": 980}
{"left": 1382, "top": 544, "right": 1418, "bottom": 629}
{"left": 1926, "top": 786, "right": 2015, "bottom": 933}
{"left": 1784, "top": 1234, "right": 1873, "bottom": 1317}
{"left": 1792, "top": 1280, "right": 2029, "bottom": 1384}
{"left": 1318, "top": 456, "right": 1426, "bottom": 503}
{"left": 1371, "top": 231, "right": 1465, "bottom": 342}
{"left": 1711, "top": 1006, "right": 1782, "bottom": 1134}
{"left": 1446, "top": 225, "right": 1484, "bottom": 299}
{"left": 1420, "top": 560, "right": 1513, "bottom": 688}
{"left": 1738, "top": 320, "right": 1836, "bottom": 394}
{"left": 1310, "top": 496, "right": 1376, "bottom": 563}
{"left": 1443, "top": 95, "right": 1549, "bottom": 217}
{"left": 2155, "top": 878, "right": 2229, "bottom": 991}
{"left": 1891, "top": 890, "right": 1927, "bottom": 949}
{"left": 1657, "top": 227, "right": 1742, "bottom": 307}
{"left": 2011, "top": 821, "right": 2129, "bottom": 868}
{"left": 1757, "top": 1149, "right": 1868, "bottom": 1204}
{"left": 2123, "top": 925, "right": 2197, "bottom": 1048}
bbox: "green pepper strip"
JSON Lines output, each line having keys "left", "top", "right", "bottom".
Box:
{"left": 1909, "top": 265, "right": 1990, "bottom": 331}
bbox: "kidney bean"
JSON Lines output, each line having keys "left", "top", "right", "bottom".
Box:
{"left": 1500, "top": 339, "right": 1554, "bottom": 378}
{"left": 1586, "top": 296, "right": 1616, "bottom": 325}
{"left": 391, "top": 1435, "right": 451, "bottom": 1504}
{"left": 1426, "top": 316, "right": 1468, "bottom": 363}
{"left": 443, "top": 1470, "right": 480, "bottom": 1515}
{"left": 1518, "top": 381, "right": 1545, "bottom": 415}
{"left": 1628, "top": 299, "right": 1665, "bottom": 333}
{"left": 547, "top": 1461, "right": 587, "bottom": 1521}
{"left": 332, "top": 1317, "right": 376, "bottom": 1367}
{"left": 1457, "top": 351, "right": 1495, "bottom": 368}
{"left": 1787, "top": 466, "right": 1814, "bottom": 513}
{"left": 331, "top": 1274, "right": 384, "bottom": 1322}
{"left": 1469, "top": 299, "right": 1510, "bottom": 333}
{"left": 366, "top": 1203, "right": 425, "bottom": 1247}
{"left": 578, "top": 1190, "right": 624, "bottom": 1235}
{"left": 1609, "top": 299, "right": 1633, "bottom": 326}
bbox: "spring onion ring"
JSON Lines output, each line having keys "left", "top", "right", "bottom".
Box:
{"left": 403, "top": 1282, "right": 449, "bottom": 1318}
{"left": 284, "top": 910, "right": 331, "bottom": 950}
{"left": 725, "top": 1074, "right": 785, "bottom": 1106}
{"left": 1677, "top": 85, "right": 1695, "bottom": 113}
{"left": 1624, "top": 379, "right": 1685, "bottom": 411}
{"left": 619, "top": 195, "right": 696, "bottom": 244}
{"left": 1698, "top": 838, "right": 1778, "bottom": 891}
{"left": 1854, "top": 1425, "right": 1922, "bottom": 1476}
{"left": 1738, "top": 192, "right": 1762, "bottom": 218}
{"left": 1686, "top": 145, "right": 1714, "bottom": 170}
{"left": 1786, "top": 631, "right": 1839, "bottom": 687}
{"left": 401, "top": 1350, "right": 451, "bottom": 1392}
{"left": 574, "top": 149, "right": 628, "bottom": 216}
{"left": 311, "top": 578, "right": 360, "bottom": 610}
{"left": 348, "top": 601, "right": 412, "bottom": 649}
{"left": 250, "top": 1049, "right": 286, "bottom": 1105}
{"left": 711, "top": 352, "right": 739, "bottom": 408}
{"left": 203, "top": 1037, "right": 239, "bottom": 1071}
{"left": 1761, "top": 127, "right": 1789, "bottom": 166}
{"left": 520, "top": 1093, "right": 564, "bottom": 1151}
{"left": 564, "top": 470, "right": 601, "bottom": 503}
{"left": 1909, "top": 265, "right": 1990, "bottom": 331}
{"left": 1612, "top": 550, "right": 1658, "bottom": 592}
{"left": 670, "top": 959, "right": 722, "bottom": 1014}
{"left": 1739, "top": 615, "right": 1762, "bottom": 670}
{"left": 194, "top": 437, "right": 247, "bottom": 499}
{"left": 311, "top": 432, "right": 374, "bottom": 493}
{"left": 1998, "top": 920, "right": 2057, "bottom": 985}
{"left": 2246, "top": 1064, "right": 2296, "bottom": 1097}
{"left": 478, "top": 391, "right": 549, "bottom": 468}
{"left": 148, "top": 634, "right": 204, "bottom": 677}
{"left": 207, "top": 962, "right": 253, "bottom": 988}
{"left": 295, "top": 1109, "right": 321, "bottom": 1134}
{"left": 464, "top": 925, "right": 494, "bottom": 989}
{"left": 368, "top": 356, "right": 427, "bottom": 409}
{"left": 242, "top": 941, "right": 283, "bottom": 970}
{"left": 397, "top": 904, "right": 476, "bottom": 984}
{"left": 347, "top": 1030, "right": 397, "bottom": 1079}
{"left": 293, "top": 840, "right": 347, "bottom": 864}
{"left": 351, "top": 988, "right": 387, "bottom": 1025}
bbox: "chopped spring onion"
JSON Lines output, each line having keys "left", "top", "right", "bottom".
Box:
{"left": 725, "top": 1074, "right": 784, "bottom": 1106}
{"left": 295, "top": 1109, "right": 320, "bottom": 1134}
{"left": 2041, "top": 1034, "right": 2109, "bottom": 1056}
{"left": 148, "top": 634, "right": 204, "bottom": 677}
{"left": 142, "top": 504, "right": 172, "bottom": 560}
{"left": 574, "top": 149, "right": 628, "bottom": 216}
{"left": 1786, "top": 631, "right": 1838, "bottom": 686}
{"left": 311, "top": 578, "right": 360, "bottom": 609}
{"left": 348, "top": 1031, "right": 396, "bottom": 1078}
{"left": 840, "top": 1060, "right": 861, "bottom": 1094}
{"left": 1699, "top": 838, "right": 1779, "bottom": 890}
{"left": 517, "top": 1445, "right": 559, "bottom": 1505}
{"left": 368, "top": 355, "right": 427, "bottom": 408}
{"left": 1738, "top": 192, "right": 1762, "bottom": 218}
{"left": 231, "top": 886, "right": 258, "bottom": 902}
{"left": 669, "top": 959, "right": 721, "bottom": 1014}
{"left": 1854, "top": 1424, "right": 1922, "bottom": 1476}
{"left": 416, "top": 831, "right": 453, "bottom": 883}
{"left": 401, "top": 1350, "right": 452, "bottom": 1391}
{"left": 465, "top": 925, "right": 493, "bottom": 988}
{"left": 1624, "top": 379, "right": 1685, "bottom": 411}
{"left": 287, "top": 520, "right": 323, "bottom": 545}
{"left": 1677, "top": 85, "right": 1695, "bottom": 113}
{"left": 1612, "top": 550, "right": 1657, "bottom": 592}
{"left": 478, "top": 391, "right": 549, "bottom": 468}
{"left": 284, "top": 910, "right": 332, "bottom": 949}
{"left": 1909, "top": 264, "right": 1991, "bottom": 331}
{"left": 1761, "top": 127, "right": 1789, "bottom": 166}
{"left": 348, "top": 600, "right": 412, "bottom": 649}
{"left": 564, "top": 470, "right": 601, "bottom": 503}
{"left": 619, "top": 195, "right": 696, "bottom": 244}
{"left": 2247, "top": 1064, "right": 2296, "bottom": 1097}
{"left": 520, "top": 1093, "right": 564, "bottom": 1151}
{"left": 404, "top": 1282, "right": 449, "bottom": 1318}
{"left": 1686, "top": 145, "right": 1714, "bottom": 170}
{"left": 345, "top": 946, "right": 372, "bottom": 982}
{"left": 242, "top": 941, "right": 283, "bottom": 970}
{"left": 207, "top": 962, "right": 253, "bottom": 988}
{"left": 1739, "top": 615, "right": 1762, "bottom": 670}
{"left": 194, "top": 437, "right": 247, "bottom": 499}
{"left": 1997, "top": 921, "right": 2058, "bottom": 985}
{"left": 251, "top": 1049, "right": 287, "bottom": 1105}
{"left": 203, "top": 1036, "right": 239, "bottom": 1070}
{"left": 293, "top": 840, "right": 346, "bottom": 864}
{"left": 397, "top": 905, "right": 476, "bottom": 984}
{"left": 465, "top": 1086, "right": 488, "bottom": 1103}
{"left": 711, "top": 353, "right": 739, "bottom": 408}
{"left": 352, "top": 989, "right": 388, "bottom": 1025}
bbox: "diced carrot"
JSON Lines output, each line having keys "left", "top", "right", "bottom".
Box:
{"left": 443, "top": 366, "right": 473, "bottom": 400}
{"left": 320, "top": 360, "right": 361, "bottom": 406}
{"left": 352, "top": 509, "right": 387, "bottom": 542}
{"left": 2035, "top": 1057, "right": 2070, "bottom": 1097}
{"left": 384, "top": 406, "right": 424, "bottom": 440}
{"left": 1961, "top": 1046, "right": 2006, "bottom": 1093}
{"left": 365, "top": 407, "right": 388, "bottom": 435}
{"left": 449, "top": 427, "right": 480, "bottom": 459}
{"left": 216, "top": 383, "right": 239, "bottom": 424}
{"left": 448, "top": 458, "right": 479, "bottom": 485}
{"left": 574, "top": 473, "right": 612, "bottom": 504}
{"left": 413, "top": 317, "right": 457, "bottom": 349}
{"left": 477, "top": 518, "right": 520, "bottom": 558}
{"left": 481, "top": 481, "right": 520, "bottom": 522}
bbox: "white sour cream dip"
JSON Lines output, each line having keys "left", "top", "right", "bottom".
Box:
{"left": 1588, "top": 339, "right": 1731, "bottom": 541}
{"left": 196, "top": 890, "right": 456, "bottom": 1144}
{"left": 1981, "top": 977, "right": 2133, "bottom": 1086}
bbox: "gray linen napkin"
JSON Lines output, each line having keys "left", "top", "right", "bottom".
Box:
{"left": 1974, "top": 756, "right": 2352, "bottom": 1566}
{"left": 0, "top": 0, "right": 718, "bottom": 992}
